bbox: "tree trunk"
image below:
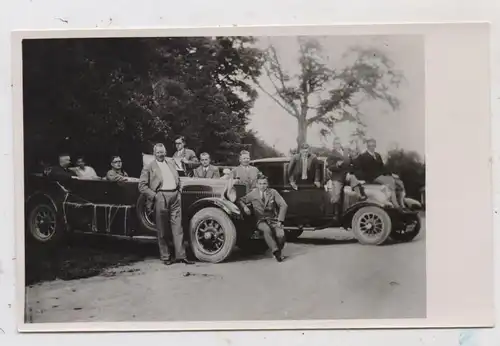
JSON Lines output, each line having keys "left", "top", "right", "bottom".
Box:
{"left": 297, "top": 117, "right": 308, "bottom": 150}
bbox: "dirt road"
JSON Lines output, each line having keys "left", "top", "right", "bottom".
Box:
{"left": 26, "top": 218, "right": 426, "bottom": 323}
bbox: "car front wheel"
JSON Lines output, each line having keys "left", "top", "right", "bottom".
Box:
{"left": 189, "top": 207, "right": 237, "bottom": 263}
{"left": 351, "top": 206, "right": 392, "bottom": 245}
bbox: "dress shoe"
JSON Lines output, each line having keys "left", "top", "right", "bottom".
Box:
{"left": 273, "top": 251, "right": 285, "bottom": 262}
{"left": 162, "top": 259, "right": 174, "bottom": 266}
{"left": 178, "top": 259, "right": 195, "bottom": 265}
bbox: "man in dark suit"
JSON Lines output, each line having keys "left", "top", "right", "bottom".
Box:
{"left": 48, "top": 153, "right": 77, "bottom": 182}
{"left": 239, "top": 175, "right": 287, "bottom": 262}
{"left": 193, "top": 152, "right": 220, "bottom": 179}
{"left": 326, "top": 138, "right": 367, "bottom": 212}
{"left": 287, "top": 143, "right": 321, "bottom": 190}
{"left": 354, "top": 138, "right": 405, "bottom": 209}
{"left": 173, "top": 136, "right": 200, "bottom": 177}
{"left": 231, "top": 150, "right": 261, "bottom": 192}
{"left": 139, "top": 143, "right": 193, "bottom": 265}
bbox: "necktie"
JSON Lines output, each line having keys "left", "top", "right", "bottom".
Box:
{"left": 203, "top": 168, "right": 208, "bottom": 178}
{"left": 301, "top": 156, "right": 308, "bottom": 179}
{"left": 261, "top": 192, "right": 265, "bottom": 203}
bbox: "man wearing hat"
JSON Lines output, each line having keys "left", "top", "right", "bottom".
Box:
{"left": 287, "top": 143, "right": 321, "bottom": 190}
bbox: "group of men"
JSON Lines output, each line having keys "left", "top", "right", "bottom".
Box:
{"left": 138, "top": 139, "right": 287, "bottom": 264}
{"left": 46, "top": 153, "right": 131, "bottom": 183}
{"left": 288, "top": 138, "right": 406, "bottom": 212}
{"left": 43, "top": 135, "right": 406, "bottom": 266}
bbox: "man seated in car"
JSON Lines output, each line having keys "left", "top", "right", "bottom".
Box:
{"left": 287, "top": 143, "right": 321, "bottom": 190}
{"left": 193, "top": 152, "right": 220, "bottom": 179}
{"left": 231, "top": 150, "right": 261, "bottom": 192}
{"left": 48, "top": 153, "right": 77, "bottom": 182}
{"left": 326, "top": 138, "right": 367, "bottom": 214}
{"left": 354, "top": 138, "right": 405, "bottom": 210}
{"left": 70, "top": 156, "right": 99, "bottom": 179}
{"left": 106, "top": 155, "right": 131, "bottom": 182}
{"left": 172, "top": 136, "right": 200, "bottom": 177}
{"left": 238, "top": 174, "right": 287, "bottom": 262}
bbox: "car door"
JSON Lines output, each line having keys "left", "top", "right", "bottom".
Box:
{"left": 281, "top": 161, "right": 329, "bottom": 220}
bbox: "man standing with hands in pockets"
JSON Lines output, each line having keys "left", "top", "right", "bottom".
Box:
{"left": 139, "top": 143, "right": 194, "bottom": 265}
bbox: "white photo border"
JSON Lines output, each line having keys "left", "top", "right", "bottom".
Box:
{"left": 12, "top": 23, "right": 494, "bottom": 332}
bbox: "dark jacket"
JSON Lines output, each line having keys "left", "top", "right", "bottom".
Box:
{"left": 326, "top": 148, "right": 353, "bottom": 181}
{"left": 287, "top": 153, "right": 321, "bottom": 184}
{"left": 354, "top": 151, "right": 388, "bottom": 183}
{"left": 48, "top": 165, "right": 77, "bottom": 182}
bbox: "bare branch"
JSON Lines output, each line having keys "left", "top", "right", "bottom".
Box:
{"left": 253, "top": 79, "right": 298, "bottom": 118}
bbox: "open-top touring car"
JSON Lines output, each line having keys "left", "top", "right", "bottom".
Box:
{"left": 24, "top": 164, "right": 257, "bottom": 263}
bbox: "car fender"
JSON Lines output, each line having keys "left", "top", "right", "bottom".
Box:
{"left": 404, "top": 197, "right": 422, "bottom": 210}
{"left": 341, "top": 201, "right": 390, "bottom": 228}
{"left": 25, "top": 191, "right": 60, "bottom": 212}
{"left": 187, "top": 197, "right": 242, "bottom": 220}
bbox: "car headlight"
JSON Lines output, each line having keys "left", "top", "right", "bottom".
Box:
{"left": 226, "top": 187, "right": 237, "bottom": 202}
{"left": 224, "top": 179, "right": 237, "bottom": 202}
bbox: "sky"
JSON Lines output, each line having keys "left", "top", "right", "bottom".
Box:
{"left": 246, "top": 35, "right": 425, "bottom": 159}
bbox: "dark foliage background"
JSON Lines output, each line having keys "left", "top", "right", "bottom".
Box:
{"left": 385, "top": 148, "right": 425, "bottom": 200}
{"left": 23, "top": 37, "right": 281, "bottom": 177}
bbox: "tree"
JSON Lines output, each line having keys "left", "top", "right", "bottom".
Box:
{"left": 241, "top": 130, "right": 283, "bottom": 161}
{"left": 22, "top": 37, "right": 264, "bottom": 176}
{"left": 253, "top": 37, "right": 403, "bottom": 149}
{"left": 385, "top": 148, "right": 425, "bottom": 199}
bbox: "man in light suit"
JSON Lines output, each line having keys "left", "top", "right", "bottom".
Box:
{"left": 239, "top": 174, "right": 288, "bottom": 262}
{"left": 173, "top": 136, "right": 199, "bottom": 176}
{"left": 193, "top": 152, "right": 220, "bottom": 179}
{"left": 139, "top": 143, "right": 193, "bottom": 265}
{"left": 231, "top": 150, "right": 261, "bottom": 192}
{"left": 287, "top": 143, "right": 321, "bottom": 190}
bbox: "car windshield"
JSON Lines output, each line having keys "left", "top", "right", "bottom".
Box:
{"left": 254, "top": 162, "right": 284, "bottom": 187}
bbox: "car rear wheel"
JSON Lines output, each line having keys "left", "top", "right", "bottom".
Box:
{"left": 136, "top": 194, "right": 157, "bottom": 233}
{"left": 390, "top": 214, "right": 421, "bottom": 242}
{"left": 351, "top": 206, "right": 392, "bottom": 245}
{"left": 189, "top": 207, "right": 237, "bottom": 263}
{"left": 285, "top": 229, "right": 303, "bottom": 242}
{"left": 26, "top": 200, "right": 65, "bottom": 245}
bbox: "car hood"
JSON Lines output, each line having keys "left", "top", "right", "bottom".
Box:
{"left": 362, "top": 184, "right": 392, "bottom": 204}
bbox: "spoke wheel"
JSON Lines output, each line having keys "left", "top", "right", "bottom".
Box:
{"left": 27, "top": 202, "right": 61, "bottom": 243}
{"left": 189, "top": 207, "right": 237, "bottom": 263}
{"left": 195, "top": 218, "right": 225, "bottom": 255}
{"left": 352, "top": 206, "right": 392, "bottom": 245}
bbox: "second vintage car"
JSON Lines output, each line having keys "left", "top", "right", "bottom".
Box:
{"left": 250, "top": 157, "right": 423, "bottom": 245}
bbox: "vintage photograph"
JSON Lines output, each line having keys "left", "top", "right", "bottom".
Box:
{"left": 21, "top": 32, "right": 426, "bottom": 324}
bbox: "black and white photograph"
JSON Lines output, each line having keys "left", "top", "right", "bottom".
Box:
{"left": 20, "top": 31, "right": 426, "bottom": 325}
{"left": 12, "top": 24, "right": 493, "bottom": 331}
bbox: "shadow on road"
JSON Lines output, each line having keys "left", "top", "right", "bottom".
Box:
{"left": 25, "top": 234, "right": 274, "bottom": 284}
{"left": 289, "top": 237, "right": 358, "bottom": 245}
{"left": 25, "top": 234, "right": 158, "bottom": 286}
